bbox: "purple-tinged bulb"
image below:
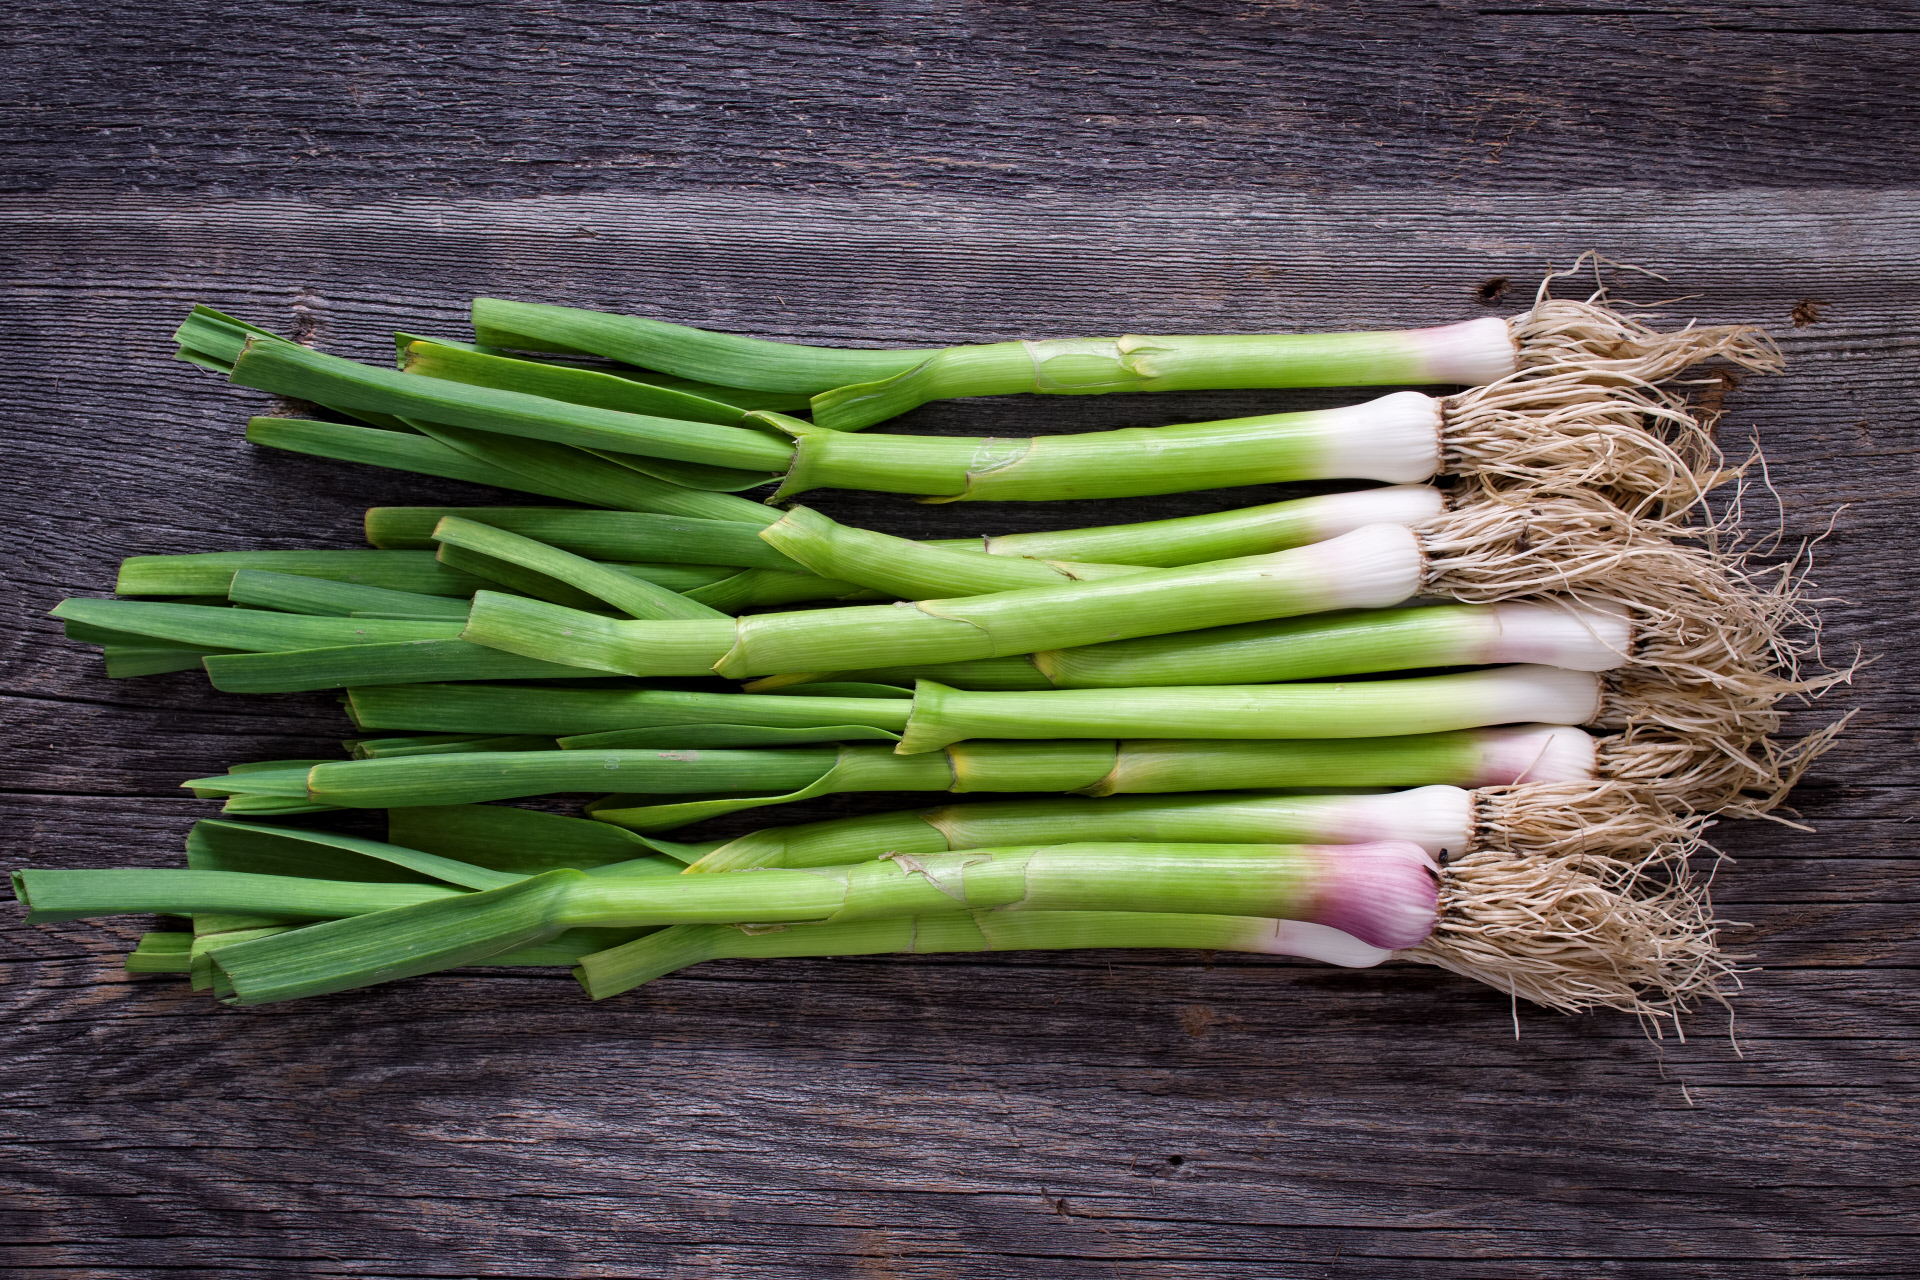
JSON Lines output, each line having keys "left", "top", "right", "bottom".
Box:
{"left": 1302, "top": 840, "right": 1439, "bottom": 950}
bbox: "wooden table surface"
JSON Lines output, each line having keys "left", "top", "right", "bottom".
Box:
{"left": 3, "top": 5, "right": 1916, "bottom": 1277}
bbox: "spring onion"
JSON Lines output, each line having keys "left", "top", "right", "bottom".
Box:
{"left": 457, "top": 504, "right": 1740, "bottom": 681}
{"left": 471, "top": 290, "right": 1778, "bottom": 433}
{"left": 27, "top": 829, "right": 1721, "bottom": 1018}
{"left": 186, "top": 721, "right": 1595, "bottom": 828}
{"left": 665, "top": 782, "right": 1709, "bottom": 913}
{"left": 746, "top": 600, "right": 1629, "bottom": 692}
{"left": 199, "top": 301, "right": 1749, "bottom": 512}
{"left": 113, "top": 840, "right": 1446, "bottom": 1002}
{"left": 574, "top": 834, "right": 1722, "bottom": 1018}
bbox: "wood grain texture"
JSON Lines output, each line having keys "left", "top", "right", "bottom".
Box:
{"left": 5, "top": 1, "right": 1920, "bottom": 197}
{"left": 2, "top": 5, "right": 1917, "bottom": 1273}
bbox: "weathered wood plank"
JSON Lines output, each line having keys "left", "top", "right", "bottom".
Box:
{"left": 6, "top": 1, "right": 1920, "bottom": 199}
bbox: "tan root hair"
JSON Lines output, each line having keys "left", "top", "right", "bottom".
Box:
{"left": 1589, "top": 511, "right": 1857, "bottom": 818}
{"left": 1468, "top": 780, "right": 1711, "bottom": 868}
{"left": 1597, "top": 716, "right": 1852, "bottom": 824}
{"left": 1416, "top": 492, "right": 1742, "bottom": 606}
{"left": 1440, "top": 368, "right": 1731, "bottom": 518}
{"left": 1402, "top": 844, "right": 1735, "bottom": 1027}
{"left": 1510, "top": 254, "right": 1784, "bottom": 388}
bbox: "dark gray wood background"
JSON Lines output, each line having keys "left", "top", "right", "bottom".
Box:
{"left": 3, "top": 4, "right": 1916, "bottom": 1277}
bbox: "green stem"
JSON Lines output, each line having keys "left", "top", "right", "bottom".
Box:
{"left": 577, "top": 910, "right": 1387, "bottom": 998}
{"left": 960, "top": 485, "right": 1445, "bottom": 566}
{"left": 432, "top": 517, "right": 725, "bottom": 622}
{"left": 460, "top": 526, "right": 1425, "bottom": 679}
{"left": 552, "top": 723, "right": 1579, "bottom": 831}
{"left": 246, "top": 416, "right": 587, "bottom": 498}
{"left": 896, "top": 667, "right": 1601, "bottom": 753}
{"left": 365, "top": 507, "right": 798, "bottom": 567}
{"left": 472, "top": 299, "right": 937, "bottom": 393}
{"left": 683, "top": 787, "right": 1471, "bottom": 873}
{"left": 12, "top": 868, "right": 462, "bottom": 924}
{"left": 591, "top": 726, "right": 1590, "bottom": 830}
{"left": 126, "top": 932, "right": 195, "bottom": 973}
{"left": 681, "top": 569, "right": 889, "bottom": 612}
{"left": 394, "top": 332, "right": 813, "bottom": 411}
{"left": 186, "top": 819, "right": 522, "bottom": 890}
{"left": 344, "top": 682, "right": 913, "bottom": 736}
{"left": 52, "top": 599, "right": 464, "bottom": 652}
{"left": 773, "top": 393, "right": 1445, "bottom": 500}
{"left": 102, "top": 644, "right": 236, "bottom": 678}
{"left": 208, "top": 841, "right": 1438, "bottom": 1002}
{"left": 226, "top": 570, "right": 470, "bottom": 620}
{"left": 248, "top": 417, "right": 775, "bottom": 522}
{"left": 407, "top": 419, "right": 779, "bottom": 518}
{"left": 117, "top": 549, "right": 491, "bottom": 598}
{"left": 227, "top": 336, "right": 797, "bottom": 471}
{"left": 467, "top": 303, "right": 1516, "bottom": 428}
{"left": 401, "top": 339, "right": 754, "bottom": 427}
{"left": 809, "top": 321, "right": 1517, "bottom": 430}
{"left": 347, "top": 734, "right": 557, "bottom": 758}
{"left": 202, "top": 640, "right": 606, "bottom": 693}
{"left": 760, "top": 505, "right": 1147, "bottom": 599}
{"left": 385, "top": 803, "right": 676, "bottom": 873}
{"left": 175, "top": 306, "right": 411, "bottom": 429}
{"left": 774, "top": 600, "right": 1629, "bottom": 692}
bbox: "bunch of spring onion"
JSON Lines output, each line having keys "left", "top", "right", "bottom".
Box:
{"left": 22, "top": 269, "right": 1839, "bottom": 1026}
{"left": 184, "top": 281, "right": 1779, "bottom": 518}
{"left": 23, "top": 804, "right": 1722, "bottom": 1014}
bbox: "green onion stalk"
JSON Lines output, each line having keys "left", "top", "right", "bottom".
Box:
{"left": 102, "top": 808, "right": 691, "bottom": 983}
{"left": 321, "top": 658, "right": 1798, "bottom": 825}
{"left": 186, "top": 719, "right": 1601, "bottom": 830}
{"left": 118, "top": 807, "right": 1401, "bottom": 981}
{"left": 175, "top": 305, "right": 804, "bottom": 420}
{"left": 360, "top": 485, "right": 1450, "bottom": 614}
{"left": 733, "top": 505, "right": 1837, "bottom": 819}
{"left": 176, "top": 305, "right": 782, "bottom": 523}
{"left": 245, "top": 414, "right": 780, "bottom": 521}
{"left": 471, "top": 280, "right": 1780, "bottom": 438}
{"left": 52, "top": 596, "right": 604, "bottom": 691}
{"left": 571, "top": 853, "right": 1726, "bottom": 1022}
{"left": 455, "top": 502, "right": 1763, "bottom": 689}
{"left": 746, "top": 594, "right": 1635, "bottom": 693}
{"left": 109, "top": 539, "right": 869, "bottom": 622}
{"left": 195, "top": 305, "right": 1742, "bottom": 515}
{"left": 665, "top": 780, "right": 1706, "bottom": 874}
{"left": 177, "top": 307, "right": 795, "bottom": 489}
{"left": 18, "top": 832, "right": 1725, "bottom": 1019}
{"left": 638, "top": 778, "right": 1722, "bottom": 1021}
{"left": 110, "top": 548, "right": 734, "bottom": 600}
{"left": 16, "top": 839, "right": 1451, "bottom": 1001}
{"left": 79, "top": 487, "right": 1544, "bottom": 690}
{"left": 363, "top": 485, "right": 1447, "bottom": 570}
{"left": 760, "top": 376, "right": 1721, "bottom": 514}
